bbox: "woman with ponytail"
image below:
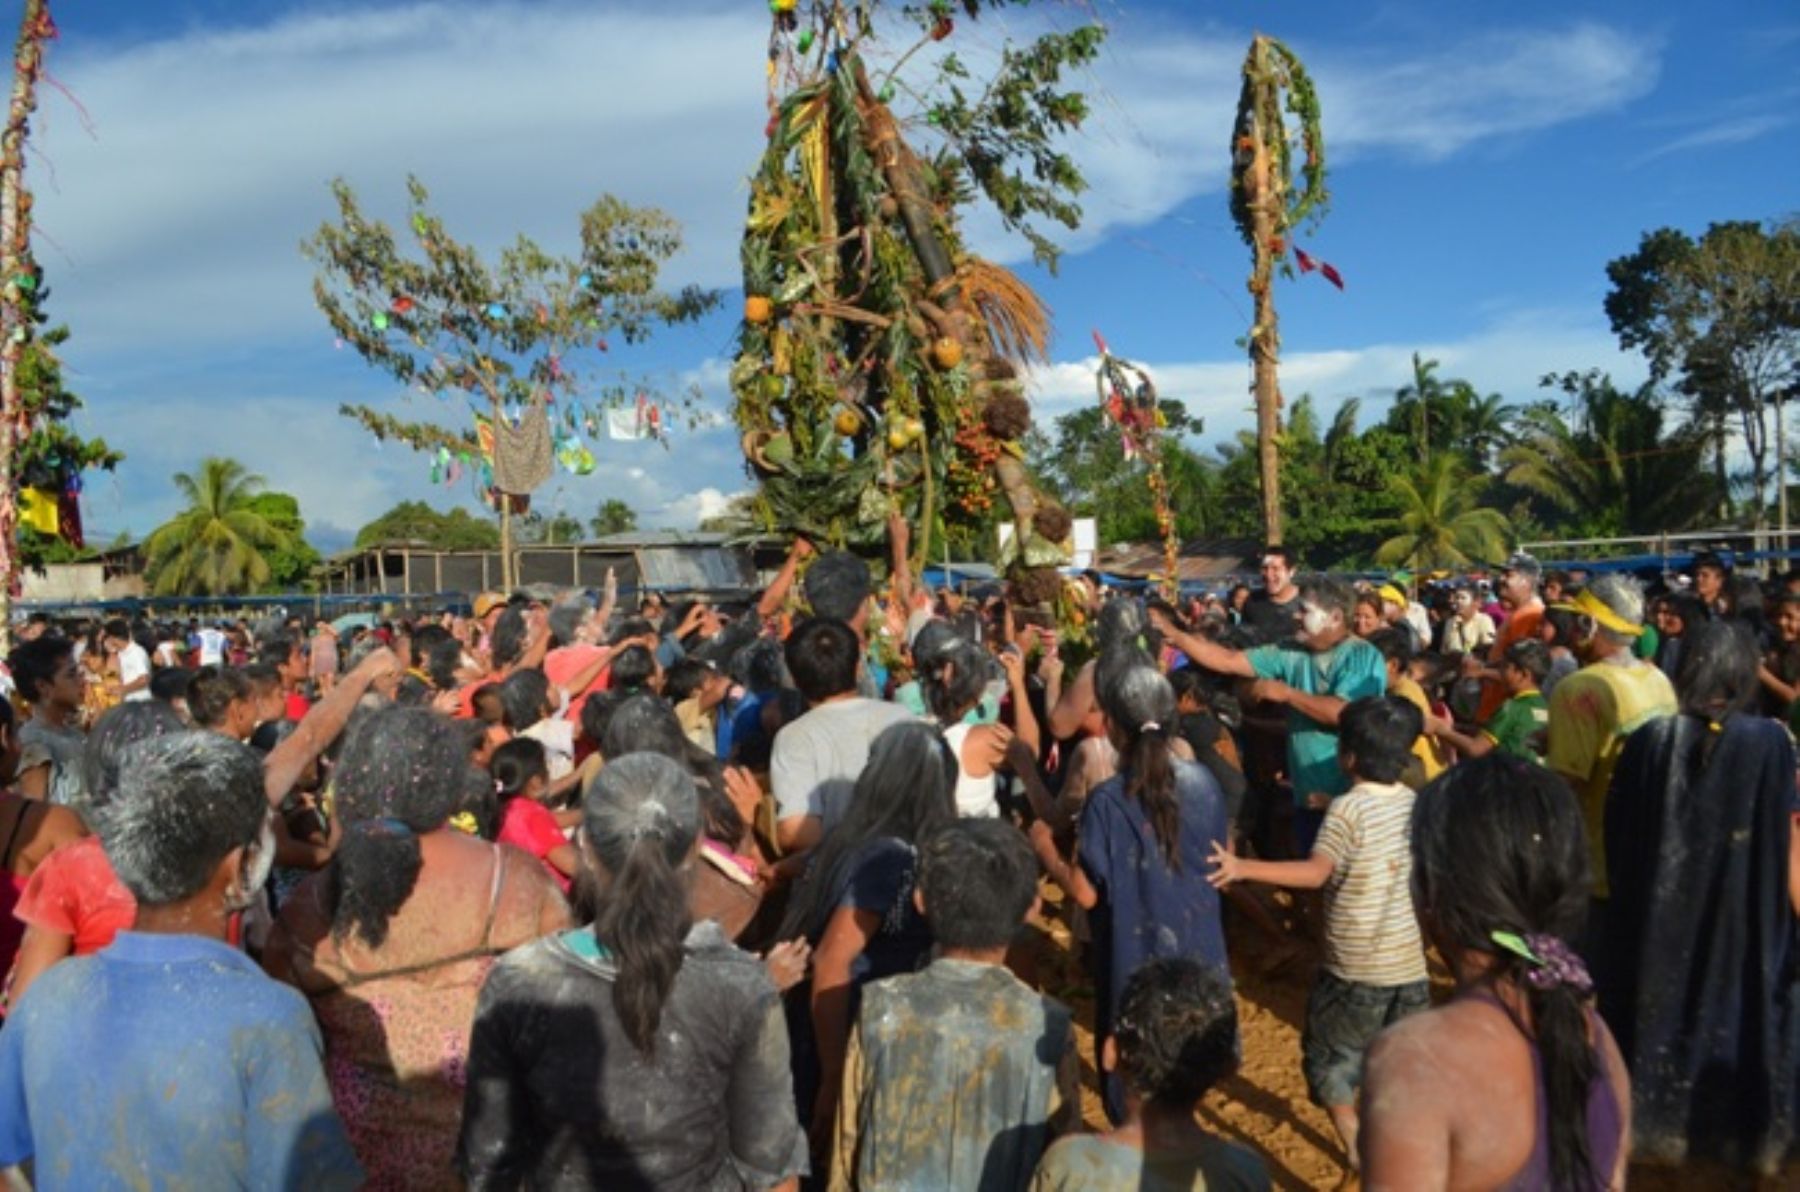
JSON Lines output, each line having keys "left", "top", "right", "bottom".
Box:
{"left": 1599, "top": 619, "right": 1800, "bottom": 1174}
{"left": 1361, "top": 754, "right": 1630, "bottom": 1188}
{"left": 1027, "top": 659, "right": 1230, "bottom": 1125}
{"left": 457, "top": 752, "right": 805, "bottom": 1191}
{"left": 265, "top": 706, "right": 570, "bottom": 1190}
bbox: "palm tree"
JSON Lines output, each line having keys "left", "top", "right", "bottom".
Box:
{"left": 144, "top": 457, "right": 290, "bottom": 595}
{"left": 1501, "top": 371, "right": 1718, "bottom": 536}
{"left": 1375, "top": 454, "right": 1511, "bottom": 570}
{"left": 1389, "top": 353, "right": 1444, "bottom": 462}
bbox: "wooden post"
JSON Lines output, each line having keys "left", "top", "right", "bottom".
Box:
{"left": 402, "top": 547, "right": 412, "bottom": 596}
{"left": 500, "top": 499, "right": 514, "bottom": 592}
{"left": 1245, "top": 36, "right": 1285, "bottom": 547}
{"left": 0, "top": 1, "right": 51, "bottom": 652}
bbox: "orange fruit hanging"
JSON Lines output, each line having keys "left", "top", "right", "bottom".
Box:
{"left": 745, "top": 295, "right": 774, "bottom": 324}
{"left": 931, "top": 337, "right": 963, "bottom": 370}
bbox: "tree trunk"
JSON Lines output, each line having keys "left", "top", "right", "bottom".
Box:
{"left": 1777, "top": 391, "right": 1789, "bottom": 555}
{"left": 1245, "top": 39, "right": 1284, "bottom": 546}
{"left": 0, "top": 0, "right": 49, "bottom": 653}
{"left": 500, "top": 499, "right": 513, "bottom": 591}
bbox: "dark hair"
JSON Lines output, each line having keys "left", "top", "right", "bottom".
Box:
{"left": 1656, "top": 591, "right": 1708, "bottom": 637}
{"left": 663, "top": 658, "right": 715, "bottom": 705}
{"left": 490, "top": 609, "right": 529, "bottom": 670}
{"left": 1099, "top": 664, "right": 1181, "bottom": 868}
{"left": 919, "top": 636, "right": 991, "bottom": 723}
{"left": 1260, "top": 545, "right": 1298, "bottom": 569}
{"left": 608, "top": 644, "right": 658, "bottom": 695}
{"left": 497, "top": 668, "right": 552, "bottom": 731}
{"left": 1673, "top": 620, "right": 1759, "bottom": 771}
{"left": 1542, "top": 605, "right": 1587, "bottom": 649}
{"left": 580, "top": 689, "right": 626, "bottom": 750}
{"left": 1298, "top": 574, "right": 1356, "bottom": 624}
{"left": 734, "top": 636, "right": 786, "bottom": 693}
{"left": 804, "top": 551, "right": 872, "bottom": 622}
{"left": 607, "top": 616, "right": 656, "bottom": 647}
{"left": 471, "top": 684, "right": 506, "bottom": 724}
{"left": 1114, "top": 957, "right": 1240, "bottom": 1104}
{"left": 1411, "top": 756, "right": 1595, "bottom": 1192}
{"left": 149, "top": 666, "right": 194, "bottom": 705}
{"left": 425, "top": 638, "right": 464, "bottom": 691}
{"left": 249, "top": 717, "right": 299, "bottom": 757}
{"left": 490, "top": 736, "right": 549, "bottom": 801}
{"left": 1365, "top": 626, "right": 1415, "bottom": 667}
{"left": 103, "top": 617, "right": 130, "bottom": 642}
{"left": 547, "top": 598, "right": 589, "bottom": 647}
{"left": 241, "top": 661, "right": 282, "bottom": 694}
{"left": 583, "top": 752, "right": 700, "bottom": 1054}
{"left": 82, "top": 702, "right": 188, "bottom": 815}
{"left": 780, "top": 720, "right": 957, "bottom": 940}
{"left": 1503, "top": 638, "right": 1553, "bottom": 685}
{"left": 255, "top": 634, "right": 298, "bottom": 670}
{"left": 598, "top": 695, "right": 735, "bottom": 842}
{"left": 917, "top": 820, "right": 1037, "bottom": 949}
{"left": 324, "top": 706, "right": 472, "bottom": 948}
{"left": 7, "top": 636, "right": 72, "bottom": 704}
{"left": 1338, "top": 696, "right": 1421, "bottom": 785}
{"left": 186, "top": 666, "right": 251, "bottom": 730}
{"left": 97, "top": 732, "right": 269, "bottom": 907}
{"left": 784, "top": 617, "right": 861, "bottom": 704}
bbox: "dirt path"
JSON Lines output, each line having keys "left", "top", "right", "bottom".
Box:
{"left": 1031, "top": 887, "right": 1794, "bottom": 1191}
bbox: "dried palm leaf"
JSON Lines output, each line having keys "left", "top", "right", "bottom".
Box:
{"left": 958, "top": 257, "right": 1052, "bottom": 365}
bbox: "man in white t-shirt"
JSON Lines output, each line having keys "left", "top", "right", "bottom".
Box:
{"left": 104, "top": 618, "right": 153, "bottom": 702}
{"left": 770, "top": 617, "right": 912, "bottom": 853}
{"left": 195, "top": 624, "right": 228, "bottom": 667}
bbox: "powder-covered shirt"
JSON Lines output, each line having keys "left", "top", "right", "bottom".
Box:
{"left": 1246, "top": 638, "right": 1387, "bottom": 805}
{"left": 831, "top": 959, "right": 1078, "bottom": 1192}
{"left": 0, "top": 931, "right": 361, "bottom": 1190}
{"left": 1030, "top": 1133, "right": 1269, "bottom": 1192}
{"left": 1312, "top": 780, "right": 1427, "bottom": 986}
{"left": 1547, "top": 656, "right": 1677, "bottom": 898}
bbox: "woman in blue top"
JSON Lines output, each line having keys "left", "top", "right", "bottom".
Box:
{"left": 1031, "top": 659, "right": 1231, "bottom": 1124}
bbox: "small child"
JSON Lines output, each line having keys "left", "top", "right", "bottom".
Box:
{"left": 1365, "top": 628, "right": 1447, "bottom": 784}
{"left": 1426, "top": 639, "right": 1551, "bottom": 763}
{"left": 832, "top": 819, "right": 1078, "bottom": 1192}
{"left": 1208, "top": 695, "right": 1428, "bottom": 1168}
{"left": 1029, "top": 958, "right": 1269, "bottom": 1191}
{"left": 489, "top": 738, "right": 578, "bottom": 893}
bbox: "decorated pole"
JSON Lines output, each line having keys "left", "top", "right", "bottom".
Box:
{"left": 0, "top": 0, "right": 52, "bottom": 651}
{"left": 1093, "top": 331, "right": 1178, "bottom": 600}
{"left": 1231, "top": 33, "right": 1329, "bottom": 548}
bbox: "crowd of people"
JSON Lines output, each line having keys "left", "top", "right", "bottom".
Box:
{"left": 0, "top": 530, "right": 1793, "bottom": 1190}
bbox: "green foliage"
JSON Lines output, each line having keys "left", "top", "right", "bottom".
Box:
{"left": 589, "top": 498, "right": 638, "bottom": 538}
{"left": 245, "top": 492, "right": 322, "bottom": 591}
{"left": 1030, "top": 400, "right": 1218, "bottom": 544}
{"left": 1375, "top": 454, "right": 1511, "bottom": 570}
{"left": 13, "top": 313, "right": 124, "bottom": 571}
{"left": 1230, "top": 35, "right": 1329, "bottom": 251}
{"left": 1605, "top": 219, "right": 1800, "bottom": 523}
{"left": 1383, "top": 353, "right": 1520, "bottom": 468}
{"left": 354, "top": 500, "right": 501, "bottom": 551}
{"left": 517, "top": 510, "right": 585, "bottom": 546}
{"left": 144, "top": 458, "right": 294, "bottom": 596}
{"left": 1501, "top": 370, "right": 1719, "bottom": 538}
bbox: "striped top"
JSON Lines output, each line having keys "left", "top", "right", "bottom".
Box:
{"left": 1314, "top": 781, "right": 1427, "bottom": 986}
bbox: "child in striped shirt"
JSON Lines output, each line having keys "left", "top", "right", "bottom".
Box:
{"left": 1208, "top": 695, "right": 1429, "bottom": 1170}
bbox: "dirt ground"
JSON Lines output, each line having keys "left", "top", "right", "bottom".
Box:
{"left": 1029, "top": 885, "right": 1797, "bottom": 1191}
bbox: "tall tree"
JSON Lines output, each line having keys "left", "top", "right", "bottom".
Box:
{"left": 245, "top": 492, "right": 321, "bottom": 591}
{"left": 730, "top": 0, "right": 1100, "bottom": 608}
{"left": 1031, "top": 399, "right": 1215, "bottom": 546}
{"left": 589, "top": 498, "right": 638, "bottom": 538}
{"left": 304, "top": 177, "right": 715, "bottom": 588}
{"left": 1605, "top": 219, "right": 1800, "bottom": 529}
{"left": 355, "top": 500, "right": 500, "bottom": 551}
{"left": 144, "top": 458, "right": 291, "bottom": 596}
{"left": 1501, "top": 369, "right": 1719, "bottom": 538}
{"left": 1230, "top": 33, "right": 1329, "bottom": 545}
{"left": 1375, "top": 454, "right": 1511, "bottom": 570}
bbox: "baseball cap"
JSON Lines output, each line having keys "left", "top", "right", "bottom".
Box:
{"left": 472, "top": 592, "right": 506, "bottom": 619}
{"left": 1501, "top": 551, "right": 1541, "bottom": 579}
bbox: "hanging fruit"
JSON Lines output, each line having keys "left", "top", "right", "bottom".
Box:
{"left": 833, "top": 407, "right": 864, "bottom": 436}
{"left": 930, "top": 337, "right": 963, "bottom": 370}
{"left": 745, "top": 294, "right": 775, "bottom": 324}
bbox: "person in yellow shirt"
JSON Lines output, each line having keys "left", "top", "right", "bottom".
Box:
{"left": 1365, "top": 627, "right": 1447, "bottom": 783}
{"left": 1544, "top": 575, "right": 1676, "bottom": 936}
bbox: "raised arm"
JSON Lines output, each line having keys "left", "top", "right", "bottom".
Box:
{"left": 1148, "top": 609, "right": 1256, "bottom": 679}
{"left": 757, "top": 538, "right": 814, "bottom": 620}
{"left": 264, "top": 647, "right": 401, "bottom": 808}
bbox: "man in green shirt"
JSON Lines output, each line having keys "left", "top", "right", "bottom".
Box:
{"left": 1426, "top": 639, "right": 1551, "bottom": 763}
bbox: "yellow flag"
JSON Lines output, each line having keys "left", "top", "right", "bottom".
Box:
{"left": 19, "top": 487, "right": 58, "bottom": 536}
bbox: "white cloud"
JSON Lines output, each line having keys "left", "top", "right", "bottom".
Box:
{"left": 1633, "top": 114, "right": 1795, "bottom": 164}
{"left": 26, "top": 3, "right": 1667, "bottom": 545}
{"left": 656, "top": 485, "right": 748, "bottom": 529}
{"left": 1026, "top": 307, "right": 1650, "bottom": 445}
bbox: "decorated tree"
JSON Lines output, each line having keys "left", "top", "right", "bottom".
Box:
{"left": 304, "top": 178, "right": 715, "bottom": 589}
{"left": 1230, "top": 33, "right": 1330, "bottom": 545}
{"left": 730, "top": 0, "right": 1102, "bottom": 611}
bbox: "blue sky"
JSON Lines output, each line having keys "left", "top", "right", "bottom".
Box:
{"left": 27, "top": 0, "right": 1800, "bottom": 553}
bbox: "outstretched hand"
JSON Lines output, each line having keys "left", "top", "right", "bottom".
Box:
{"left": 1205, "top": 839, "right": 1240, "bottom": 889}
{"left": 762, "top": 939, "right": 812, "bottom": 994}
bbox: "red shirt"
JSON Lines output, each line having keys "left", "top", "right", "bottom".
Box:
{"left": 497, "top": 799, "right": 571, "bottom": 893}
{"left": 543, "top": 644, "right": 611, "bottom": 724}
{"left": 13, "top": 835, "right": 136, "bottom": 956}
{"left": 285, "top": 691, "right": 312, "bottom": 723}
